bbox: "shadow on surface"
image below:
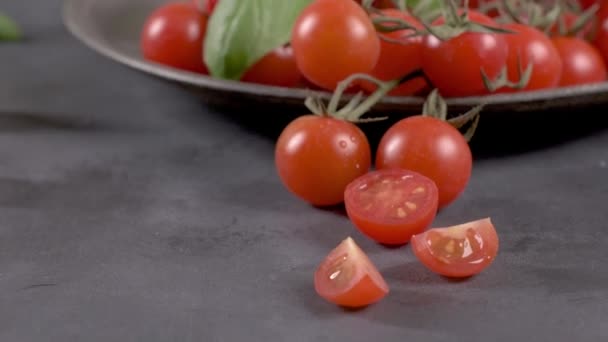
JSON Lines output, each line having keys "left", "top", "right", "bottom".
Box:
{"left": 195, "top": 97, "right": 608, "bottom": 159}
{"left": 0, "top": 111, "right": 111, "bottom": 132}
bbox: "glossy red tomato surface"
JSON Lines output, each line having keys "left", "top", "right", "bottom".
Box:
{"left": 291, "top": 0, "right": 381, "bottom": 90}
{"left": 593, "top": 2, "right": 608, "bottom": 67}
{"left": 275, "top": 115, "right": 371, "bottom": 206}
{"left": 412, "top": 218, "right": 499, "bottom": 278}
{"left": 241, "top": 46, "right": 301, "bottom": 87}
{"left": 141, "top": 2, "right": 209, "bottom": 74}
{"left": 344, "top": 169, "right": 439, "bottom": 245}
{"left": 376, "top": 116, "right": 472, "bottom": 209}
{"left": 359, "top": 9, "right": 428, "bottom": 96}
{"left": 421, "top": 11, "right": 509, "bottom": 97}
{"left": 314, "top": 237, "right": 389, "bottom": 308}
{"left": 552, "top": 36, "right": 607, "bottom": 86}
{"left": 500, "top": 23, "right": 562, "bottom": 92}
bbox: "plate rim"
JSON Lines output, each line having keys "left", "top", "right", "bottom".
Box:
{"left": 62, "top": 0, "right": 608, "bottom": 108}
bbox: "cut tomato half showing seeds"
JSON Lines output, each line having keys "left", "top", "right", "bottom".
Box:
{"left": 314, "top": 237, "right": 389, "bottom": 308}
{"left": 344, "top": 169, "right": 439, "bottom": 245}
{"left": 411, "top": 218, "right": 499, "bottom": 278}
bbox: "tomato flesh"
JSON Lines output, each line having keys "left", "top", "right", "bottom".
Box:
{"left": 412, "top": 218, "right": 499, "bottom": 278}
{"left": 275, "top": 115, "right": 371, "bottom": 206}
{"left": 314, "top": 237, "right": 389, "bottom": 308}
{"left": 140, "top": 2, "right": 209, "bottom": 74}
{"left": 345, "top": 169, "right": 438, "bottom": 245}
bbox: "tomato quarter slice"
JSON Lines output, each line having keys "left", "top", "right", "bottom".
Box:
{"left": 411, "top": 218, "right": 499, "bottom": 278}
{"left": 314, "top": 237, "right": 389, "bottom": 308}
{"left": 344, "top": 169, "right": 439, "bottom": 245}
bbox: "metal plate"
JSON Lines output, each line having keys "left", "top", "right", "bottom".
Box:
{"left": 62, "top": 0, "right": 608, "bottom": 117}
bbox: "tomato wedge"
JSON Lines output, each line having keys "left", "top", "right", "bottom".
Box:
{"left": 314, "top": 237, "right": 389, "bottom": 308}
{"left": 411, "top": 218, "right": 499, "bottom": 278}
{"left": 344, "top": 169, "right": 439, "bottom": 245}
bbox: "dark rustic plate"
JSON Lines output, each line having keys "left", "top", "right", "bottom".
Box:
{"left": 62, "top": 0, "right": 608, "bottom": 118}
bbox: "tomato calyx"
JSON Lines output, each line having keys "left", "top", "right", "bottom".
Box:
{"left": 421, "top": 89, "right": 483, "bottom": 142}
{"left": 480, "top": 53, "right": 533, "bottom": 92}
{"left": 422, "top": 0, "right": 513, "bottom": 41}
{"left": 306, "top": 69, "right": 426, "bottom": 123}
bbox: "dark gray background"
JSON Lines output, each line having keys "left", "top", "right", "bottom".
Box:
{"left": 2, "top": 1, "right": 608, "bottom": 341}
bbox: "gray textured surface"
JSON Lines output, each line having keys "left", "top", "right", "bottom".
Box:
{"left": 1, "top": 1, "right": 608, "bottom": 341}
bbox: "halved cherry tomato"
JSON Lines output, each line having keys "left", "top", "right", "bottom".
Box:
{"left": 241, "top": 45, "right": 301, "bottom": 87}
{"left": 314, "top": 237, "right": 389, "bottom": 308}
{"left": 275, "top": 115, "right": 371, "bottom": 206}
{"left": 359, "top": 9, "right": 428, "bottom": 96}
{"left": 552, "top": 36, "right": 607, "bottom": 86}
{"left": 291, "top": 0, "right": 381, "bottom": 90}
{"left": 411, "top": 218, "right": 499, "bottom": 278}
{"left": 375, "top": 116, "right": 472, "bottom": 209}
{"left": 141, "top": 2, "right": 209, "bottom": 74}
{"left": 344, "top": 169, "right": 438, "bottom": 245}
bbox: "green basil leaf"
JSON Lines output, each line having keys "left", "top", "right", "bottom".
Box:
{"left": 204, "top": 0, "right": 312, "bottom": 80}
{"left": 0, "top": 12, "right": 21, "bottom": 41}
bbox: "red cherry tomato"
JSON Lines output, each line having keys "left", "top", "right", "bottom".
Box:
{"left": 275, "top": 115, "right": 371, "bottom": 206}
{"left": 192, "top": 0, "right": 218, "bottom": 15}
{"left": 548, "top": 12, "right": 595, "bottom": 39}
{"left": 593, "top": 2, "right": 608, "bottom": 67}
{"left": 499, "top": 23, "right": 562, "bottom": 92}
{"left": 468, "top": 0, "right": 501, "bottom": 18}
{"left": 411, "top": 218, "right": 499, "bottom": 278}
{"left": 355, "top": 0, "right": 396, "bottom": 8}
{"left": 141, "top": 2, "right": 209, "bottom": 74}
{"left": 241, "top": 46, "right": 301, "bottom": 87}
{"left": 421, "top": 11, "right": 509, "bottom": 97}
{"left": 344, "top": 169, "right": 438, "bottom": 245}
{"left": 552, "top": 36, "right": 607, "bottom": 86}
{"left": 375, "top": 116, "right": 472, "bottom": 209}
{"left": 291, "top": 0, "right": 381, "bottom": 90}
{"left": 359, "top": 9, "right": 428, "bottom": 96}
{"left": 314, "top": 237, "right": 389, "bottom": 308}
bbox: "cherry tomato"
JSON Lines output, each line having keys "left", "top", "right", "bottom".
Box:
{"left": 359, "top": 9, "right": 428, "bottom": 96}
{"left": 275, "top": 115, "right": 371, "bottom": 206}
{"left": 141, "top": 2, "right": 208, "bottom": 74}
{"left": 376, "top": 116, "right": 472, "bottom": 209}
{"left": 241, "top": 46, "right": 301, "bottom": 87}
{"left": 344, "top": 169, "right": 438, "bottom": 245}
{"left": 355, "top": 0, "right": 396, "bottom": 8}
{"left": 548, "top": 12, "right": 595, "bottom": 39}
{"left": 192, "top": 0, "right": 218, "bottom": 15}
{"left": 291, "top": 0, "right": 381, "bottom": 90}
{"left": 552, "top": 36, "right": 607, "bottom": 86}
{"left": 468, "top": 0, "right": 501, "bottom": 18}
{"left": 499, "top": 23, "right": 562, "bottom": 92}
{"left": 411, "top": 218, "right": 499, "bottom": 278}
{"left": 593, "top": 2, "right": 608, "bottom": 67}
{"left": 421, "top": 11, "right": 509, "bottom": 97}
{"left": 314, "top": 237, "right": 389, "bottom": 308}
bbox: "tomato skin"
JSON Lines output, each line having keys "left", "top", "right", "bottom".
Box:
{"left": 241, "top": 46, "right": 301, "bottom": 87}
{"left": 292, "top": 0, "right": 381, "bottom": 90}
{"left": 375, "top": 116, "right": 472, "bottom": 209}
{"left": 314, "top": 237, "right": 389, "bottom": 308}
{"left": 593, "top": 2, "right": 608, "bottom": 67}
{"left": 359, "top": 9, "right": 428, "bottom": 96}
{"left": 275, "top": 116, "right": 371, "bottom": 206}
{"left": 192, "top": 0, "right": 218, "bottom": 14}
{"left": 499, "top": 23, "right": 562, "bottom": 92}
{"left": 141, "top": 2, "right": 209, "bottom": 74}
{"left": 344, "top": 169, "right": 439, "bottom": 245}
{"left": 552, "top": 37, "right": 607, "bottom": 86}
{"left": 411, "top": 218, "right": 499, "bottom": 278}
{"left": 421, "top": 12, "right": 509, "bottom": 97}
{"left": 548, "top": 12, "right": 595, "bottom": 39}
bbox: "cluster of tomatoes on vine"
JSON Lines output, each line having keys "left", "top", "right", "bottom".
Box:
{"left": 141, "top": 0, "right": 608, "bottom": 97}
